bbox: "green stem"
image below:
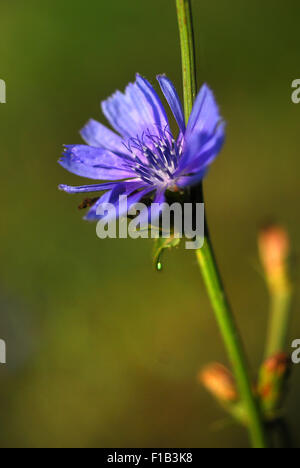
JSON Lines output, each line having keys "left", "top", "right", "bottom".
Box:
{"left": 176, "top": 0, "right": 268, "bottom": 448}
{"left": 196, "top": 238, "right": 267, "bottom": 448}
{"left": 176, "top": 0, "right": 197, "bottom": 122}
{"left": 265, "top": 290, "right": 292, "bottom": 359}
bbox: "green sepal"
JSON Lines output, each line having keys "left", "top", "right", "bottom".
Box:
{"left": 153, "top": 236, "right": 181, "bottom": 271}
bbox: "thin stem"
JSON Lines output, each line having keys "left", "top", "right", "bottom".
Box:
{"left": 265, "top": 290, "right": 292, "bottom": 359}
{"left": 196, "top": 237, "right": 267, "bottom": 448}
{"left": 176, "top": 0, "right": 268, "bottom": 448}
{"left": 176, "top": 0, "right": 197, "bottom": 123}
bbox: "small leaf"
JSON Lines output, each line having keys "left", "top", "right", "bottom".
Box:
{"left": 153, "top": 236, "right": 181, "bottom": 271}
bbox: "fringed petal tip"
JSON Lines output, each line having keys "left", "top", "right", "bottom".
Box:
{"left": 101, "top": 73, "right": 170, "bottom": 141}
{"left": 58, "top": 144, "right": 135, "bottom": 180}
{"left": 80, "top": 118, "right": 127, "bottom": 154}
{"left": 58, "top": 184, "right": 69, "bottom": 192}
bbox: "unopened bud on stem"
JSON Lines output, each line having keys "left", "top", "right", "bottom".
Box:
{"left": 199, "top": 363, "right": 238, "bottom": 403}
{"left": 258, "top": 352, "right": 290, "bottom": 416}
{"left": 258, "top": 223, "right": 290, "bottom": 293}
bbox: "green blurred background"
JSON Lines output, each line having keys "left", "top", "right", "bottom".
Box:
{"left": 0, "top": 0, "right": 299, "bottom": 448}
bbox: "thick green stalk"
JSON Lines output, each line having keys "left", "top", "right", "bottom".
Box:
{"left": 176, "top": 0, "right": 268, "bottom": 448}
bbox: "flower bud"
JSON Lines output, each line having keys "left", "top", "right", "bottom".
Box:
{"left": 258, "top": 224, "right": 290, "bottom": 293}
{"left": 199, "top": 363, "right": 238, "bottom": 402}
{"left": 258, "top": 352, "right": 290, "bottom": 414}
{"left": 263, "top": 352, "right": 290, "bottom": 376}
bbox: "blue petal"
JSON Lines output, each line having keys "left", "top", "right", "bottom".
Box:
{"left": 137, "top": 188, "right": 166, "bottom": 227}
{"left": 101, "top": 74, "right": 170, "bottom": 140}
{"left": 59, "top": 145, "right": 135, "bottom": 180}
{"left": 176, "top": 168, "right": 208, "bottom": 188}
{"left": 150, "top": 189, "right": 166, "bottom": 224}
{"left": 85, "top": 181, "right": 153, "bottom": 221}
{"left": 186, "top": 84, "right": 220, "bottom": 137}
{"left": 58, "top": 182, "right": 119, "bottom": 194}
{"left": 135, "top": 74, "right": 170, "bottom": 134}
{"left": 182, "top": 84, "right": 223, "bottom": 167}
{"left": 157, "top": 75, "right": 185, "bottom": 134}
{"left": 113, "top": 185, "right": 154, "bottom": 221}
{"left": 84, "top": 190, "right": 113, "bottom": 221}
{"left": 179, "top": 122, "right": 225, "bottom": 174}
{"left": 80, "top": 119, "right": 128, "bottom": 155}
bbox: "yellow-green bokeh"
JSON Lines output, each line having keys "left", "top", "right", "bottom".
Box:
{"left": 0, "top": 0, "right": 299, "bottom": 448}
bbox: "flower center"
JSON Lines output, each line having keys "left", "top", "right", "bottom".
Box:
{"left": 123, "top": 129, "right": 183, "bottom": 188}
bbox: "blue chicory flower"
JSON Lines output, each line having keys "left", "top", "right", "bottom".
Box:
{"left": 59, "top": 74, "right": 225, "bottom": 221}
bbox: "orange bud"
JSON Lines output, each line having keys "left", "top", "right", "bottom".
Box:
{"left": 199, "top": 363, "right": 238, "bottom": 402}
{"left": 258, "top": 224, "right": 290, "bottom": 292}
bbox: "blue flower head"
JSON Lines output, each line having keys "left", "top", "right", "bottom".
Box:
{"left": 59, "top": 74, "right": 225, "bottom": 221}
